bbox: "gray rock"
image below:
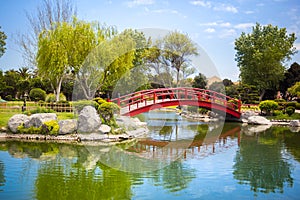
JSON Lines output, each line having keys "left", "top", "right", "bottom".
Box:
{"left": 24, "top": 113, "right": 57, "bottom": 128}
{"left": 289, "top": 120, "right": 300, "bottom": 127}
{"left": 59, "top": 119, "right": 78, "bottom": 135}
{"left": 248, "top": 116, "right": 271, "bottom": 125}
{"left": 78, "top": 106, "right": 101, "bottom": 133}
{"left": 116, "top": 116, "right": 146, "bottom": 130}
{"left": 98, "top": 124, "right": 111, "bottom": 134}
{"left": 8, "top": 114, "right": 29, "bottom": 133}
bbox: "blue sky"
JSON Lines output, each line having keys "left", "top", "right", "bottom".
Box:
{"left": 0, "top": 0, "right": 299, "bottom": 81}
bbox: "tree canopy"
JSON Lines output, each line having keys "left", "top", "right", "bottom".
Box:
{"left": 0, "top": 26, "right": 7, "bottom": 58}
{"left": 157, "top": 31, "right": 198, "bottom": 87}
{"left": 235, "top": 23, "right": 297, "bottom": 101}
{"left": 192, "top": 73, "right": 207, "bottom": 89}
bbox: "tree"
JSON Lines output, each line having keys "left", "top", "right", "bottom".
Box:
{"left": 280, "top": 62, "right": 300, "bottom": 98}
{"left": 223, "top": 78, "right": 233, "bottom": 87}
{"left": 235, "top": 23, "right": 297, "bottom": 101}
{"left": 159, "top": 31, "right": 198, "bottom": 87}
{"left": 208, "top": 81, "right": 225, "bottom": 94}
{"left": 18, "top": 0, "right": 76, "bottom": 66}
{"left": 0, "top": 26, "right": 7, "bottom": 58}
{"left": 75, "top": 29, "right": 137, "bottom": 100}
{"left": 37, "top": 19, "right": 111, "bottom": 101}
{"left": 287, "top": 82, "right": 300, "bottom": 99}
{"left": 192, "top": 73, "right": 207, "bottom": 89}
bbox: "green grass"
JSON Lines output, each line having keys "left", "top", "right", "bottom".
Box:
{"left": 0, "top": 111, "right": 19, "bottom": 127}
{"left": 267, "top": 112, "right": 300, "bottom": 120}
{"left": 57, "top": 112, "right": 76, "bottom": 120}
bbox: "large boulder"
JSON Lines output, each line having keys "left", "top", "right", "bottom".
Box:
{"left": 58, "top": 119, "right": 78, "bottom": 135}
{"left": 247, "top": 116, "right": 271, "bottom": 125}
{"left": 289, "top": 120, "right": 300, "bottom": 127}
{"left": 24, "top": 113, "right": 57, "bottom": 128}
{"left": 8, "top": 114, "right": 29, "bottom": 133}
{"left": 78, "top": 106, "right": 101, "bottom": 133}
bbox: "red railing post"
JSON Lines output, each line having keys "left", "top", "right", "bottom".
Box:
{"left": 185, "top": 89, "right": 188, "bottom": 99}
{"left": 153, "top": 93, "right": 156, "bottom": 104}
{"left": 117, "top": 98, "right": 120, "bottom": 106}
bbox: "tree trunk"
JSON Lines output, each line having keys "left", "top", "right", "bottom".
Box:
{"left": 259, "top": 89, "right": 266, "bottom": 102}
{"left": 55, "top": 77, "right": 63, "bottom": 102}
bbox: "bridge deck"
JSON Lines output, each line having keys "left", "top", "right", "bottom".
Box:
{"left": 111, "top": 87, "right": 241, "bottom": 118}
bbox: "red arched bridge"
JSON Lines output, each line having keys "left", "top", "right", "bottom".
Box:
{"left": 110, "top": 87, "right": 241, "bottom": 119}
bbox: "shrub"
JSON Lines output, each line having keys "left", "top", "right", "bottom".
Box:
{"left": 98, "top": 102, "right": 120, "bottom": 127}
{"left": 273, "top": 110, "right": 283, "bottom": 116}
{"left": 23, "top": 107, "right": 55, "bottom": 115}
{"left": 45, "top": 93, "right": 67, "bottom": 102}
{"left": 17, "top": 124, "right": 42, "bottom": 134}
{"left": 286, "top": 106, "right": 295, "bottom": 116}
{"left": 29, "top": 88, "right": 46, "bottom": 101}
{"left": 259, "top": 100, "right": 278, "bottom": 116}
{"left": 5, "top": 95, "right": 12, "bottom": 101}
{"left": 73, "top": 100, "right": 99, "bottom": 113}
{"left": 296, "top": 103, "right": 300, "bottom": 110}
{"left": 93, "top": 97, "right": 106, "bottom": 105}
{"left": 43, "top": 120, "right": 59, "bottom": 135}
{"left": 286, "top": 101, "right": 297, "bottom": 108}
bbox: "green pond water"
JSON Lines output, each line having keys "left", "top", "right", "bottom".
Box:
{"left": 0, "top": 112, "right": 300, "bottom": 199}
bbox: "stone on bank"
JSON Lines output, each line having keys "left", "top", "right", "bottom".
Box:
{"left": 77, "top": 106, "right": 101, "bottom": 133}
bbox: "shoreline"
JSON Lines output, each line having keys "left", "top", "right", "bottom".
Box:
{"left": 0, "top": 127, "right": 149, "bottom": 145}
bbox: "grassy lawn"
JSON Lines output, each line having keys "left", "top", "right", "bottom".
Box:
{"left": 0, "top": 111, "right": 20, "bottom": 127}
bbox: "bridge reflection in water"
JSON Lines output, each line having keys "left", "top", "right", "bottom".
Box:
{"left": 125, "top": 125, "right": 241, "bottom": 161}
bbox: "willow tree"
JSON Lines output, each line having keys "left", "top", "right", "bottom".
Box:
{"left": 159, "top": 31, "right": 198, "bottom": 87}
{"left": 235, "top": 23, "right": 297, "bottom": 101}
{"left": 18, "top": 0, "right": 76, "bottom": 66}
{"left": 37, "top": 19, "right": 114, "bottom": 101}
{"left": 75, "top": 29, "right": 136, "bottom": 100}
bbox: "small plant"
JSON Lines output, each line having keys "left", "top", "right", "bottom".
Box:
{"left": 43, "top": 120, "right": 59, "bottom": 135}
{"left": 259, "top": 100, "right": 278, "bottom": 116}
{"left": 17, "top": 124, "right": 42, "bottom": 134}
{"left": 285, "top": 106, "right": 295, "bottom": 116}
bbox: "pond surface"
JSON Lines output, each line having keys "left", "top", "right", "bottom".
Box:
{"left": 0, "top": 112, "right": 300, "bottom": 199}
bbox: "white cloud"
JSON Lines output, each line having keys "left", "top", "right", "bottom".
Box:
{"left": 220, "top": 22, "right": 231, "bottom": 27}
{"left": 204, "top": 28, "right": 215, "bottom": 33}
{"left": 234, "top": 23, "right": 255, "bottom": 29}
{"left": 198, "top": 21, "right": 231, "bottom": 27}
{"left": 145, "top": 8, "right": 187, "bottom": 18}
{"left": 190, "top": 0, "right": 211, "bottom": 8}
{"left": 126, "top": 0, "right": 154, "bottom": 7}
{"left": 219, "top": 29, "right": 236, "bottom": 38}
{"left": 213, "top": 4, "right": 238, "bottom": 13}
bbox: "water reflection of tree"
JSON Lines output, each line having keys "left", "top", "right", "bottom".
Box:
{"left": 233, "top": 130, "right": 293, "bottom": 194}
{"left": 35, "top": 151, "right": 133, "bottom": 199}
{"left": 150, "top": 160, "right": 196, "bottom": 193}
{"left": 0, "top": 161, "right": 5, "bottom": 191}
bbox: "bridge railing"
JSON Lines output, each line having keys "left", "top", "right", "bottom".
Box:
{"left": 111, "top": 87, "right": 241, "bottom": 112}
